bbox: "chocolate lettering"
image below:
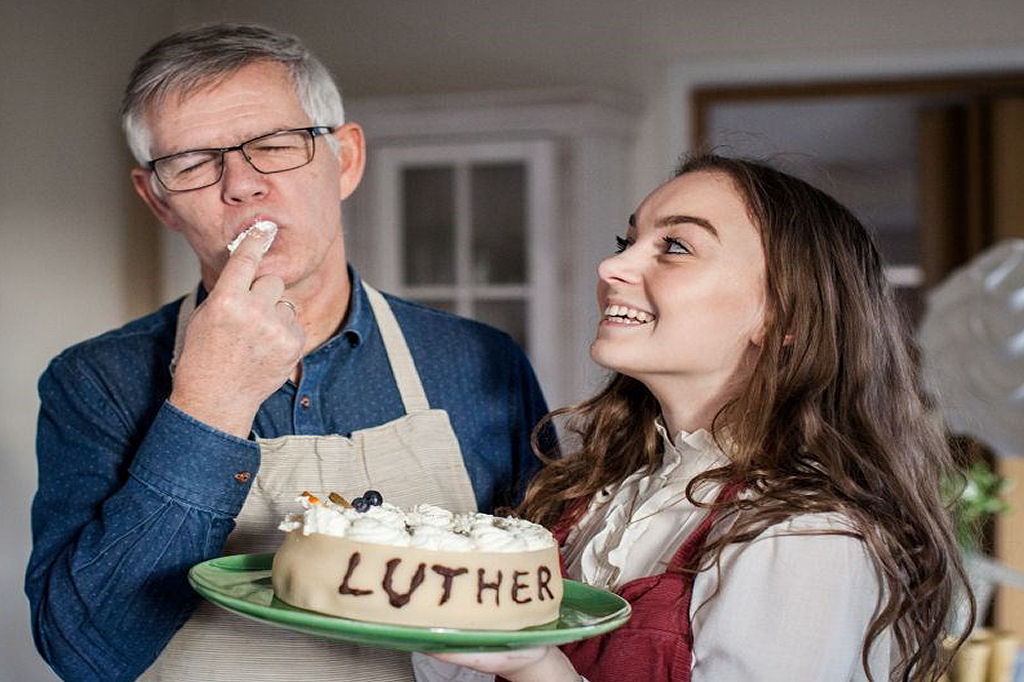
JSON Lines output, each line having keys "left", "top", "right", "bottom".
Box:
{"left": 431, "top": 564, "right": 469, "bottom": 606}
{"left": 383, "top": 558, "right": 426, "bottom": 608}
{"left": 537, "top": 565, "right": 554, "bottom": 601}
{"left": 511, "top": 570, "right": 532, "bottom": 604}
{"left": 338, "top": 552, "right": 373, "bottom": 596}
{"left": 476, "top": 568, "right": 503, "bottom": 606}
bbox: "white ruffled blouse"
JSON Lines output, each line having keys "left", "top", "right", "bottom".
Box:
{"left": 413, "top": 420, "right": 894, "bottom": 682}
{"left": 562, "top": 421, "right": 727, "bottom": 590}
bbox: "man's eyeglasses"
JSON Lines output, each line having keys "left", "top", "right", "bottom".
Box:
{"left": 148, "top": 126, "right": 336, "bottom": 192}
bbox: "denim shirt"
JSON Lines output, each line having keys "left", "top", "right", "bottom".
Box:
{"left": 26, "top": 270, "right": 549, "bottom": 681}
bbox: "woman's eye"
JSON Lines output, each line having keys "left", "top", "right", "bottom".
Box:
{"left": 662, "top": 236, "right": 691, "bottom": 255}
{"left": 614, "top": 235, "right": 631, "bottom": 253}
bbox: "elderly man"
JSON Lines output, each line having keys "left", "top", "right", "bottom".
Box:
{"left": 26, "top": 23, "right": 548, "bottom": 681}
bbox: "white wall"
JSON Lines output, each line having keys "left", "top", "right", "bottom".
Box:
{"left": 3, "top": 1, "right": 1023, "bottom": 679}
{"left": 0, "top": 2, "right": 175, "bottom": 679}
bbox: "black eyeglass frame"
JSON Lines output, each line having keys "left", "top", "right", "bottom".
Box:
{"left": 147, "top": 126, "right": 336, "bottom": 192}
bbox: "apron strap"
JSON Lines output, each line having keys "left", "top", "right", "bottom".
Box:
{"left": 169, "top": 288, "right": 199, "bottom": 376}
{"left": 362, "top": 282, "right": 431, "bottom": 413}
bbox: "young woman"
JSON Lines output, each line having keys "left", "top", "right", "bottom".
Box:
{"left": 416, "top": 154, "right": 970, "bottom": 682}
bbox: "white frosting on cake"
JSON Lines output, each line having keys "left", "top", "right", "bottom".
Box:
{"left": 226, "top": 220, "right": 278, "bottom": 254}
{"left": 278, "top": 495, "right": 555, "bottom": 553}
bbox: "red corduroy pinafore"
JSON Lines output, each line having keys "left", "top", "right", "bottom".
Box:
{"left": 552, "top": 484, "right": 740, "bottom": 682}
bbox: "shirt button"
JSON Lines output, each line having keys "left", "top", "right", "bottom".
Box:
{"left": 234, "top": 471, "right": 251, "bottom": 484}
{"left": 299, "top": 395, "right": 312, "bottom": 409}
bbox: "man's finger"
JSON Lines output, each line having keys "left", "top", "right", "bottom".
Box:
{"left": 216, "top": 222, "right": 278, "bottom": 293}
{"left": 250, "top": 274, "right": 285, "bottom": 303}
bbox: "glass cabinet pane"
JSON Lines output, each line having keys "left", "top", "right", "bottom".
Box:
{"left": 403, "top": 167, "right": 455, "bottom": 285}
{"left": 474, "top": 299, "right": 527, "bottom": 350}
{"left": 471, "top": 164, "right": 526, "bottom": 284}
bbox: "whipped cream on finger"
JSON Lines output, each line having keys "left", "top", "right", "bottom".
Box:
{"left": 226, "top": 219, "right": 278, "bottom": 254}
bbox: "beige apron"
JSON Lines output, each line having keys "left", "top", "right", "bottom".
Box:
{"left": 142, "top": 283, "right": 478, "bottom": 682}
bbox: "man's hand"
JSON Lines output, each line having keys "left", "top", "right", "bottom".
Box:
{"left": 169, "top": 227, "right": 305, "bottom": 437}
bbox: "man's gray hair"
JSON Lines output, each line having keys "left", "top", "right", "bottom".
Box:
{"left": 121, "top": 22, "right": 344, "bottom": 164}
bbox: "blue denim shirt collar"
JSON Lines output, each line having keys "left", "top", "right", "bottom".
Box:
{"left": 337, "top": 267, "right": 369, "bottom": 348}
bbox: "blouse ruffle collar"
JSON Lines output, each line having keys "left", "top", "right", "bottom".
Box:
{"left": 572, "top": 418, "right": 728, "bottom": 589}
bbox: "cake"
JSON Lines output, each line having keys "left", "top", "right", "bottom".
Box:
{"left": 271, "top": 491, "right": 563, "bottom": 630}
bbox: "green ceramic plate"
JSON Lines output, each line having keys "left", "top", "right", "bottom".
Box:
{"left": 189, "top": 553, "right": 631, "bottom": 652}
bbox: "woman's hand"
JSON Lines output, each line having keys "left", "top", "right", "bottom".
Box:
{"left": 429, "top": 646, "right": 578, "bottom": 682}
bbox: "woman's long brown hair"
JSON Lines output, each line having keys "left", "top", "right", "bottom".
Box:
{"left": 519, "top": 154, "right": 971, "bottom": 681}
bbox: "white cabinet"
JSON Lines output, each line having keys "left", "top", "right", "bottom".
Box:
{"left": 346, "top": 90, "right": 637, "bottom": 407}
{"left": 368, "top": 141, "right": 557, "bottom": 390}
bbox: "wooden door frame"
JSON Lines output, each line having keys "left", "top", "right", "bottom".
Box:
{"left": 663, "top": 48, "right": 1024, "bottom": 173}
{"left": 691, "top": 72, "right": 1024, "bottom": 149}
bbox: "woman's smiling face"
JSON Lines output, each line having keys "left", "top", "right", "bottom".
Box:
{"left": 591, "top": 170, "right": 768, "bottom": 397}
